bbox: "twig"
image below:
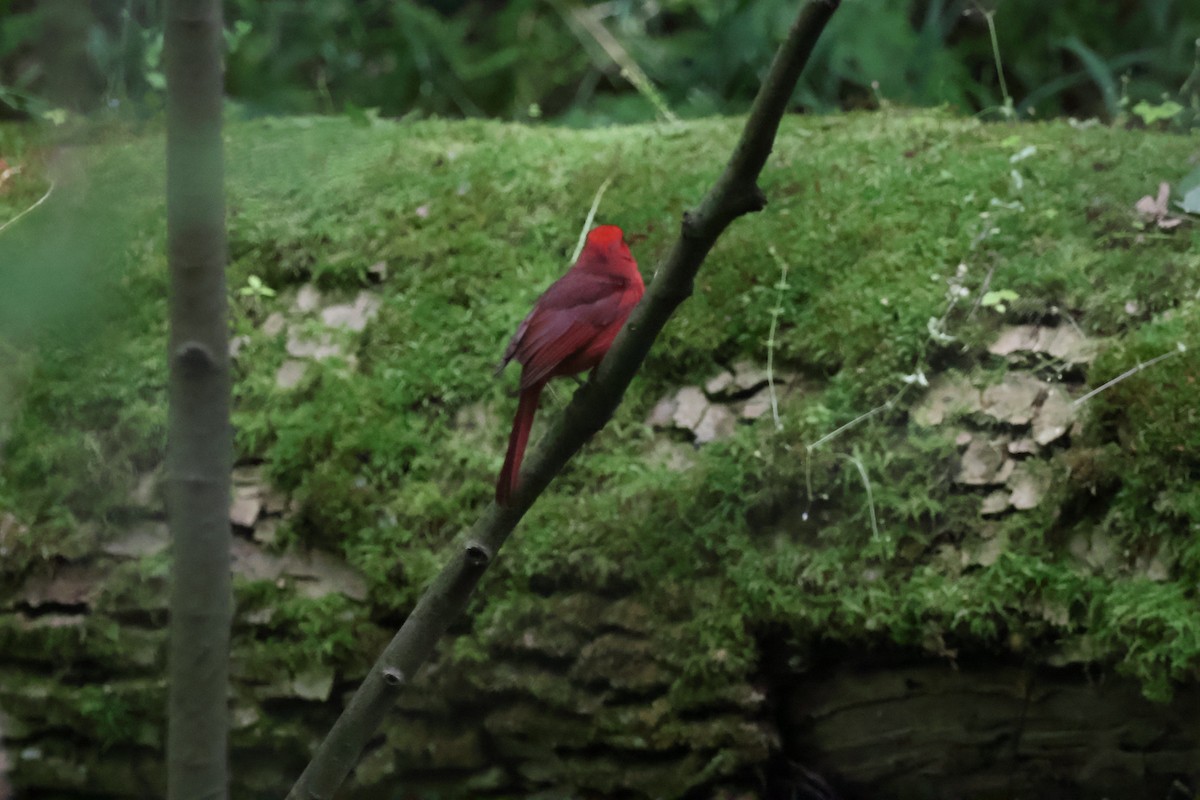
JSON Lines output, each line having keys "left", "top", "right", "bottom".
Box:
{"left": 286, "top": 3, "right": 841, "bottom": 798}
{"left": 967, "top": 259, "right": 997, "bottom": 319}
{"left": 1059, "top": 308, "right": 1087, "bottom": 338}
{"left": 558, "top": 2, "right": 679, "bottom": 124}
{"left": 0, "top": 181, "right": 55, "bottom": 236}
{"left": 1072, "top": 345, "right": 1186, "bottom": 407}
{"left": 834, "top": 451, "right": 879, "bottom": 540}
{"left": 806, "top": 386, "right": 907, "bottom": 453}
{"left": 803, "top": 385, "right": 907, "bottom": 514}
{"left": 984, "top": 10, "right": 1010, "bottom": 109}
{"left": 570, "top": 175, "right": 614, "bottom": 264}
{"left": 765, "top": 245, "right": 790, "bottom": 430}
{"left": 975, "top": 3, "right": 1013, "bottom": 118}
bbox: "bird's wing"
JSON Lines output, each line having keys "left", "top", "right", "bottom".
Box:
{"left": 516, "top": 312, "right": 605, "bottom": 389}
{"left": 498, "top": 271, "right": 625, "bottom": 374}
{"left": 508, "top": 271, "right": 628, "bottom": 364}
{"left": 535, "top": 270, "right": 628, "bottom": 324}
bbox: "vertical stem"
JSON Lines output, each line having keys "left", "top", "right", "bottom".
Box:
{"left": 164, "top": 0, "right": 232, "bottom": 797}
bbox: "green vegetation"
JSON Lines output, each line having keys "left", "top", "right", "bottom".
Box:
{"left": 3, "top": 1, "right": 1199, "bottom": 125}
{"left": 2, "top": 109, "right": 1199, "bottom": 714}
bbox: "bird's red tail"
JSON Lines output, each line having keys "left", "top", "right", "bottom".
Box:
{"left": 496, "top": 383, "right": 544, "bottom": 505}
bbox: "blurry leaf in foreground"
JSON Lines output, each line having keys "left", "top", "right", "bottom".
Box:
{"left": 0, "top": 162, "right": 139, "bottom": 345}
{"left": 1177, "top": 166, "right": 1200, "bottom": 215}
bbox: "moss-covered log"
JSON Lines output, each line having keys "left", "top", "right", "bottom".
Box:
{"left": 1, "top": 110, "right": 1199, "bottom": 797}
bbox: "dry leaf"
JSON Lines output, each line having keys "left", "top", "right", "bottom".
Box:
{"left": 911, "top": 373, "right": 981, "bottom": 426}
{"left": 1032, "top": 386, "right": 1075, "bottom": 445}
{"left": 988, "top": 325, "right": 1098, "bottom": 364}
{"left": 671, "top": 387, "right": 708, "bottom": 431}
{"left": 980, "top": 491, "right": 1010, "bottom": 515}
{"left": 693, "top": 404, "right": 736, "bottom": 444}
{"left": 1007, "top": 462, "right": 1049, "bottom": 510}
{"left": 956, "top": 439, "right": 1009, "bottom": 485}
{"left": 982, "top": 373, "right": 1046, "bottom": 425}
{"left": 1134, "top": 181, "right": 1184, "bottom": 230}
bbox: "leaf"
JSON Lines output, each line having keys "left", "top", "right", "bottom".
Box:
{"left": 1058, "top": 36, "right": 1119, "bottom": 118}
{"left": 926, "top": 316, "right": 954, "bottom": 344}
{"left": 1135, "top": 181, "right": 1185, "bottom": 229}
{"left": 1177, "top": 166, "right": 1200, "bottom": 215}
{"left": 225, "top": 19, "right": 253, "bottom": 53}
{"left": 1009, "top": 145, "right": 1037, "bottom": 163}
{"left": 239, "top": 275, "right": 275, "bottom": 298}
{"left": 343, "top": 102, "right": 381, "bottom": 128}
{"left": 981, "top": 289, "right": 1019, "bottom": 311}
{"left": 1131, "top": 99, "right": 1183, "bottom": 125}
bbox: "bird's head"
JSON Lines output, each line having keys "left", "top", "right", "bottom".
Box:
{"left": 579, "top": 225, "right": 638, "bottom": 277}
{"left": 586, "top": 225, "right": 626, "bottom": 248}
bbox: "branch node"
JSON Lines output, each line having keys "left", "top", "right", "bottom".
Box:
{"left": 464, "top": 540, "right": 493, "bottom": 567}
{"left": 747, "top": 186, "right": 768, "bottom": 214}
{"left": 681, "top": 210, "right": 704, "bottom": 239}
{"left": 723, "top": 185, "right": 768, "bottom": 218}
{"left": 174, "top": 341, "right": 217, "bottom": 374}
{"left": 381, "top": 667, "right": 405, "bottom": 687}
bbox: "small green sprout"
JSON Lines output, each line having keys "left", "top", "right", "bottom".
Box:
{"left": 239, "top": 275, "right": 276, "bottom": 299}
{"left": 980, "top": 289, "right": 1019, "bottom": 313}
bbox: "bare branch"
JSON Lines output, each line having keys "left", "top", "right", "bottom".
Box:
{"left": 288, "top": 3, "right": 841, "bottom": 797}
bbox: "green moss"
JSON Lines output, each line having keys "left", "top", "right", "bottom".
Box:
{"left": 0, "top": 612, "right": 162, "bottom": 672}
{"left": 4, "top": 109, "right": 1200, "bottom": 707}
{"left": 0, "top": 671, "right": 162, "bottom": 749}
{"left": 94, "top": 558, "right": 169, "bottom": 616}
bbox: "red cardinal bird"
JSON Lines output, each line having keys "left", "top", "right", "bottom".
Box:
{"left": 495, "top": 225, "right": 645, "bottom": 505}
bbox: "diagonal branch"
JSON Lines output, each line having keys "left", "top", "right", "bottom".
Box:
{"left": 287, "top": 2, "right": 840, "bottom": 796}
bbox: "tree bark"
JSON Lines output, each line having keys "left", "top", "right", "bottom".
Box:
{"left": 164, "top": 1, "right": 232, "bottom": 798}
{"left": 288, "top": 2, "right": 841, "bottom": 797}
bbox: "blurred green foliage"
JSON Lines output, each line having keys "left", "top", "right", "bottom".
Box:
{"left": 1, "top": 0, "right": 1198, "bottom": 124}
